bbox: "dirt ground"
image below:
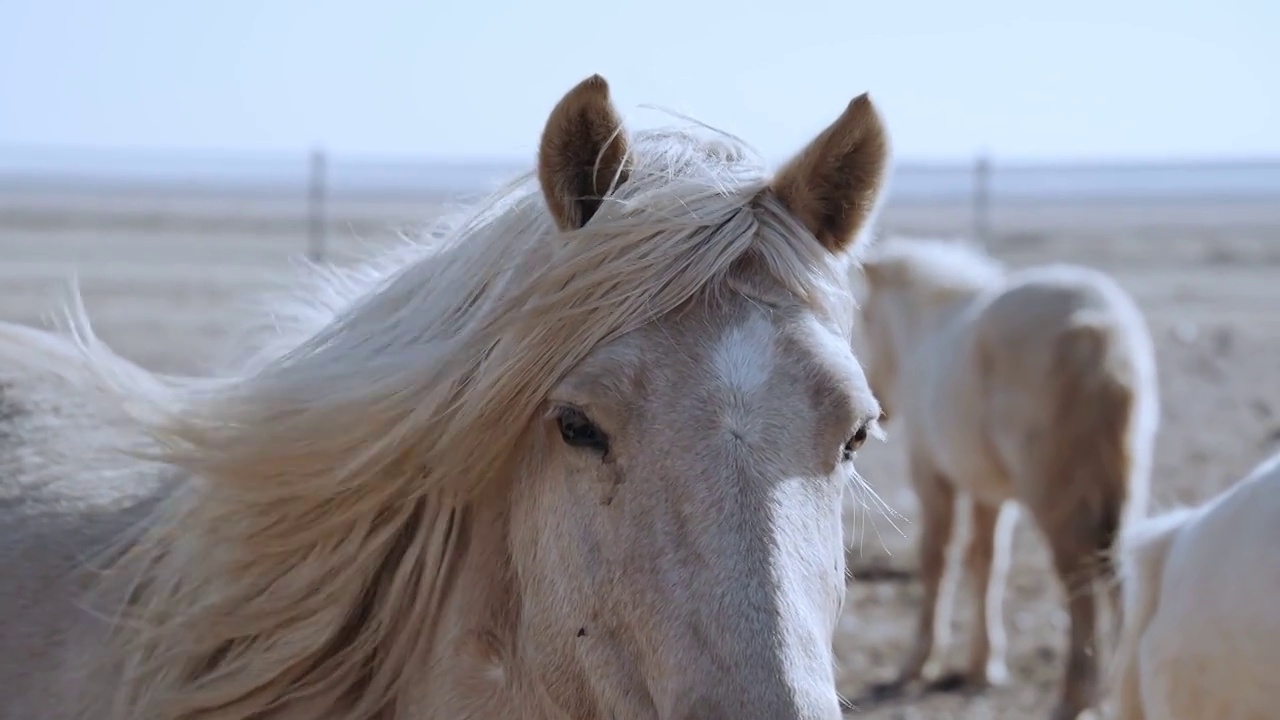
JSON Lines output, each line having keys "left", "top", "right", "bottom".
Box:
{"left": 3, "top": 188, "right": 1279, "bottom": 718}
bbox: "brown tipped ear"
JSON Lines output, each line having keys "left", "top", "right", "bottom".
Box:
{"left": 537, "top": 74, "right": 631, "bottom": 231}
{"left": 771, "top": 93, "right": 889, "bottom": 253}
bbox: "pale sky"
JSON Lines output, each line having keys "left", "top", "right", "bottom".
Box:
{"left": 1, "top": 0, "right": 1276, "bottom": 163}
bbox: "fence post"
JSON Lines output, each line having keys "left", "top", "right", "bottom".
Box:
{"left": 307, "top": 147, "right": 327, "bottom": 262}
{"left": 972, "top": 151, "right": 991, "bottom": 246}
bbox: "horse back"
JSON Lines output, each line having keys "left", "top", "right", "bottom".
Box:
{"left": 0, "top": 338, "right": 173, "bottom": 719}
{"left": 1115, "top": 453, "right": 1280, "bottom": 719}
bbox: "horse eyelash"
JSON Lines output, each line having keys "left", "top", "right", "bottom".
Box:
{"left": 866, "top": 416, "right": 887, "bottom": 442}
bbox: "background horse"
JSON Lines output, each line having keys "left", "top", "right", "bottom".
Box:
{"left": 1110, "top": 448, "right": 1280, "bottom": 720}
{"left": 853, "top": 238, "right": 1160, "bottom": 720}
{"left": 0, "top": 74, "right": 892, "bottom": 719}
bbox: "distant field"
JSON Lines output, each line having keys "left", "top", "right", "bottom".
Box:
{"left": 3, "top": 186, "right": 1279, "bottom": 718}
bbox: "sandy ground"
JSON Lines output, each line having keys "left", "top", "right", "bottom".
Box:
{"left": 3, "top": 187, "right": 1279, "bottom": 718}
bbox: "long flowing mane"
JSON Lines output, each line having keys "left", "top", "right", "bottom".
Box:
{"left": 63, "top": 126, "right": 855, "bottom": 719}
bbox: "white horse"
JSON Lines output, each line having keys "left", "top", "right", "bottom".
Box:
{"left": 853, "top": 238, "right": 1160, "bottom": 720}
{"left": 1110, "top": 449, "right": 1280, "bottom": 720}
{"left": 0, "top": 75, "right": 894, "bottom": 720}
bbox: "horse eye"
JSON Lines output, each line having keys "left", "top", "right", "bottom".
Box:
{"left": 841, "top": 423, "right": 870, "bottom": 462}
{"left": 556, "top": 407, "right": 610, "bottom": 455}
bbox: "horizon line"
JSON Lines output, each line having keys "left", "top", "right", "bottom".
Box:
{"left": 3, "top": 141, "right": 1280, "bottom": 172}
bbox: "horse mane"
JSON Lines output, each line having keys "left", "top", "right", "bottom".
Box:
{"left": 64, "top": 125, "right": 855, "bottom": 719}
{"left": 862, "top": 236, "right": 1006, "bottom": 296}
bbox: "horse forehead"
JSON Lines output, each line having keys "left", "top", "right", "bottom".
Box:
{"left": 706, "top": 311, "right": 778, "bottom": 395}
{"left": 699, "top": 307, "right": 856, "bottom": 396}
{"left": 681, "top": 309, "right": 869, "bottom": 461}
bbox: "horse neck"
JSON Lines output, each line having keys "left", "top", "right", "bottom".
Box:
{"left": 411, "top": 496, "right": 543, "bottom": 720}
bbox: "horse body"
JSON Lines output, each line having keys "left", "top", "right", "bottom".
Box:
{"left": 916, "top": 264, "right": 1154, "bottom": 510}
{"left": 0, "top": 76, "right": 894, "bottom": 720}
{"left": 856, "top": 239, "right": 1159, "bottom": 720}
{"left": 0, "top": 348, "right": 166, "bottom": 719}
{"left": 1111, "top": 450, "right": 1280, "bottom": 720}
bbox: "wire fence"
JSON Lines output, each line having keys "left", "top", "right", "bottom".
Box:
{"left": 3, "top": 145, "right": 1280, "bottom": 262}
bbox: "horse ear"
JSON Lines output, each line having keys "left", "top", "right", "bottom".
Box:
{"left": 537, "top": 74, "right": 631, "bottom": 231}
{"left": 771, "top": 93, "right": 889, "bottom": 253}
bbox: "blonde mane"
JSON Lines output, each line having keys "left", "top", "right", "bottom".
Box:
{"left": 863, "top": 237, "right": 1006, "bottom": 296}
{"left": 69, "top": 126, "right": 855, "bottom": 720}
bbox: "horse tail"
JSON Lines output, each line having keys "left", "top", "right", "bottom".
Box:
{"left": 1048, "top": 321, "right": 1146, "bottom": 578}
{"left": 1105, "top": 509, "right": 1192, "bottom": 720}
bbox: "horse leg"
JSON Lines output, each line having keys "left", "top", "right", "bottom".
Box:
{"left": 871, "top": 459, "right": 957, "bottom": 698}
{"left": 1098, "top": 530, "right": 1125, "bottom": 654}
{"left": 1047, "top": 535, "right": 1104, "bottom": 720}
{"left": 959, "top": 499, "right": 1012, "bottom": 689}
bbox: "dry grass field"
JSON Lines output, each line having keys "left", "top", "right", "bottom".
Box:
{"left": 3, "top": 186, "right": 1279, "bottom": 718}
